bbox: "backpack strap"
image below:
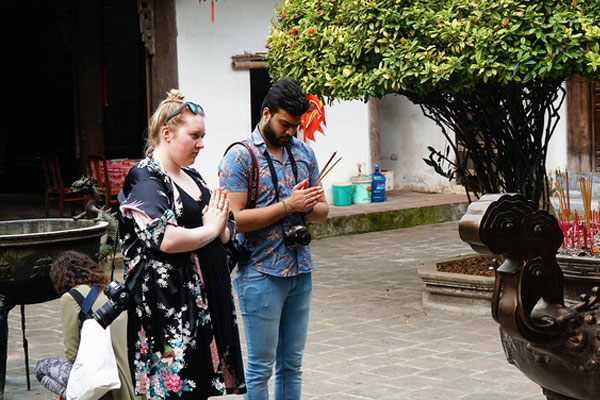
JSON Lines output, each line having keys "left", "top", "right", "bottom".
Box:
{"left": 224, "top": 142, "right": 259, "bottom": 209}
{"left": 69, "top": 284, "right": 100, "bottom": 323}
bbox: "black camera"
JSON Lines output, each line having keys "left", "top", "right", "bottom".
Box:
{"left": 92, "top": 280, "right": 130, "bottom": 329}
{"left": 225, "top": 237, "right": 252, "bottom": 272}
{"left": 283, "top": 224, "right": 312, "bottom": 249}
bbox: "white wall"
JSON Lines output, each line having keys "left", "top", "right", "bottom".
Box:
{"left": 309, "top": 99, "right": 370, "bottom": 201}
{"left": 378, "top": 94, "right": 457, "bottom": 193}
{"left": 546, "top": 83, "right": 568, "bottom": 176}
{"left": 176, "top": 0, "right": 273, "bottom": 187}
{"left": 175, "top": 0, "right": 370, "bottom": 203}
{"left": 378, "top": 90, "right": 570, "bottom": 193}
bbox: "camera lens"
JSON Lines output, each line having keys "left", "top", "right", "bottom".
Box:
{"left": 297, "top": 230, "right": 312, "bottom": 246}
{"left": 93, "top": 301, "right": 121, "bottom": 329}
{"left": 92, "top": 281, "right": 129, "bottom": 329}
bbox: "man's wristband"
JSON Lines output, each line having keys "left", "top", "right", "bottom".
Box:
{"left": 282, "top": 200, "right": 291, "bottom": 216}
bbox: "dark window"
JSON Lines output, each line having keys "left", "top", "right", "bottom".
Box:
{"left": 250, "top": 68, "right": 272, "bottom": 130}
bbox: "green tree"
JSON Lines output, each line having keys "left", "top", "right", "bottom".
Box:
{"left": 265, "top": 0, "right": 600, "bottom": 208}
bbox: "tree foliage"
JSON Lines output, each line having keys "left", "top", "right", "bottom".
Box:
{"left": 267, "top": 0, "right": 600, "bottom": 98}
{"left": 266, "top": 0, "right": 600, "bottom": 208}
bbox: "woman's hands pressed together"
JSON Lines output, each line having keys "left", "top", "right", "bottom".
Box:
{"left": 203, "top": 188, "right": 231, "bottom": 243}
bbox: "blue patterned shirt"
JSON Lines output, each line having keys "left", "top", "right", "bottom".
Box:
{"left": 218, "top": 127, "right": 320, "bottom": 277}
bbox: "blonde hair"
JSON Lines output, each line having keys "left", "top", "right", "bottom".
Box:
{"left": 144, "top": 89, "right": 187, "bottom": 154}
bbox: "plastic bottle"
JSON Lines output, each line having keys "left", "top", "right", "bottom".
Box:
{"left": 371, "top": 165, "right": 386, "bottom": 202}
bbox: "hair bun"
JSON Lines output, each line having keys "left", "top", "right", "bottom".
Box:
{"left": 165, "top": 88, "right": 185, "bottom": 103}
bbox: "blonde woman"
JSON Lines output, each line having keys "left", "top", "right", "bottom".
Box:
{"left": 118, "top": 90, "right": 245, "bottom": 400}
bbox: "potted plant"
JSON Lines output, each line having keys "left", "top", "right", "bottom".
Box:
{"left": 417, "top": 254, "right": 498, "bottom": 315}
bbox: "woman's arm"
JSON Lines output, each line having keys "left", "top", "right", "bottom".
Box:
{"left": 159, "top": 189, "right": 230, "bottom": 253}
{"left": 159, "top": 224, "right": 220, "bottom": 253}
{"left": 60, "top": 294, "right": 80, "bottom": 363}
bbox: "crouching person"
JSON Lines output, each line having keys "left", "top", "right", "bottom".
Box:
{"left": 34, "top": 251, "right": 137, "bottom": 399}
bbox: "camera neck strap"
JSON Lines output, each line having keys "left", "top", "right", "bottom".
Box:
{"left": 223, "top": 141, "right": 260, "bottom": 209}
{"left": 69, "top": 284, "right": 100, "bottom": 323}
{"left": 110, "top": 226, "right": 119, "bottom": 282}
{"left": 263, "top": 145, "right": 298, "bottom": 204}
{"left": 263, "top": 146, "right": 308, "bottom": 231}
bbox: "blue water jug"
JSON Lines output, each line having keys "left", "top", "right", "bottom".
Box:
{"left": 371, "top": 165, "right": 386, "bottom": 202}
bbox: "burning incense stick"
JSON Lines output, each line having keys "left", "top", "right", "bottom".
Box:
{"left": 315, "top": 156, "right": 343, "bottom": 185}
{"left": 566, "top": 170, "right": 571, "bottom": 219}
{"left": 315, "top": 151, "right": 337, "bottom": 184}
{"left": 556, "top": 170, "right": 568, "bottom": 222}
{"left": 579, "top": 175, "right": 592, "bottom": 227}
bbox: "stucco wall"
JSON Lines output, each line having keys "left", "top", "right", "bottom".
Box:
{"left": 378, "top": 91, "right": 569, "bottom": 193}
{"left": 378, "top": 94, "right": 458, "bottom": 193}
{"left": 175, "top": 0, "right": 370, "bottom": 202}
{"left": 546, "top": 84, "right": 568, "bottom": 177}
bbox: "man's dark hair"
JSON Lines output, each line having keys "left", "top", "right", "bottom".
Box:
{"left": 261, "top": 78, "right": 310, "bottom": 117}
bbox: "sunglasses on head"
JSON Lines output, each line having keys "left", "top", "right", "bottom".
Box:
{"left": 164, "top": 102, "right": 205, "bottom": 126}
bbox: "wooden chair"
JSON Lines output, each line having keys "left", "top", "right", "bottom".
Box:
{"left": 42, "top": 156, "right": 86, "bottom": 217}
{"left": 86, "top": 154, "right": 120, "bottom": 209}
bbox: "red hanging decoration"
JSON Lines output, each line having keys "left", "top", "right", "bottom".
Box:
{"left": 299, "top": 95, "right": 327, "bottom": 143}
{"left": 199, "top": 0, "right": 215, "bottom": 23}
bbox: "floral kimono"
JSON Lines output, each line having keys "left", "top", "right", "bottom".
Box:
{"left": 118, "top": 155, "right": 245, "bottom": 400}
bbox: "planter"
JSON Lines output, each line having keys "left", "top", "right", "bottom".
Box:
{"left": 418, "top": 254, "right": 495, "bottom": 316}
{"left": 556, "top": 254, "right": 600, "bottom": 302}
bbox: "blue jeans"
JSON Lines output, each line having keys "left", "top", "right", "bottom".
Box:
{"left": 234, "top": 267, "right": 313, "bottom": 400}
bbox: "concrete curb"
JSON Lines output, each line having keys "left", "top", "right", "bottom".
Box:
{"left": 309, "top": 201, "right": 468, "bottom": 239}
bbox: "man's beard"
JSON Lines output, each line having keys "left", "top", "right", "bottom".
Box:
{"left": 263, "top": 119, "right": 280, "bottom": 147}
{"left": 263, "top": 119, "right": 288, "bottom": 147}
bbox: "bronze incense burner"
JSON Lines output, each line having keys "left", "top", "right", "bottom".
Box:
{"left": 459, "top": 194, "right": 600, "bottom": 400}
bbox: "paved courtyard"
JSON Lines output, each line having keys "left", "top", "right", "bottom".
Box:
{"left": 5, "top": 221, "right": 546, "bottom": 399}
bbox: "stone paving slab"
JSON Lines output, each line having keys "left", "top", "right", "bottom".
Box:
{"left": 5, "top": 222, "right": 546, "bottom": 399}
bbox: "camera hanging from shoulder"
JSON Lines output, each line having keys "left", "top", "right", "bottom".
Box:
{"left": 66, "top": 285, "right": 121, "bottom": 400}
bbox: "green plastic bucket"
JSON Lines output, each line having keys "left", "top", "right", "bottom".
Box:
{"left": 332, "top": 183, "right": 353, "bottom": 206}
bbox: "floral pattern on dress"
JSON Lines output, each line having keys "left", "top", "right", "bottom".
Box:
{"left": 134, "top": 329, "right": 196, "bottom": 400}
{"left": 119, "top": 155, "right": 245, "bottom": 399}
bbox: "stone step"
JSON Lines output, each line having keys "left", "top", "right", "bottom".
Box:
{"left": 308, "top": 191, "right": 469, "bottom": 239}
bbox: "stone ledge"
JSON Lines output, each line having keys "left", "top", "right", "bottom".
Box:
{"left": 309, "top": 202, "right": 468, "bottom": 239}
{"left": 418, "top": 255, "right": 495, "bottom": 316}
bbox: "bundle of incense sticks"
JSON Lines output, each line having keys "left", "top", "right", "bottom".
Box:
{"left": 556, "top": 173, "right": 600, "bottom": 253}
{"left": 315, "top": 152, "right": 342, "bottom": 185}
{"left": 555, "top": 169, "right": 570, "bottom": 222}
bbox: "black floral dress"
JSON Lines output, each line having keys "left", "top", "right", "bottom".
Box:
{"left": 118, "top": 155, "right": 245, "bottom": 400}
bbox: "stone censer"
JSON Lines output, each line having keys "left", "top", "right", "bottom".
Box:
{"left": 459, "top": 193, "right": 600, "bottom": 400}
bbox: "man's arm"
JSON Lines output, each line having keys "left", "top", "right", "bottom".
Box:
{"left": 230, "top": 180, "right": 326, "bottom": 233}
{"left": 229, "top": 191, "right": 287, "bottom": 233}
{"left": 304, "top": 191, "right": 328, "bottom": 224}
